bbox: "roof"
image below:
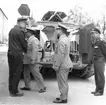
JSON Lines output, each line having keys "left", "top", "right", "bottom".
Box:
{"left": 0, "top": 8, "right": 8, "bottom": 20}
{"left": 36, "top": 21, "right": 79, "bottom": 28}
{"left": 42, "top": 11, "right": 67, "bottom": 22}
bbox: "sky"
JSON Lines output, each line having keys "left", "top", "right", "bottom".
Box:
{"left": 0, "top": 0, "right": 106, "bottom": 30}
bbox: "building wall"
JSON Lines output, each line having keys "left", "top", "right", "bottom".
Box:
{"left": 0, "top": 9, "right": 8, "bottom": 43}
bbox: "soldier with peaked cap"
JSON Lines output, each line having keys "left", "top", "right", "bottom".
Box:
{"left": 7, "top": 17, "right": 28, "bottom": 97}
{"left": 20, "top": 27, "right": 46, "bottom": 93}
{"left": 91, "top": 28, "right": 106, "bottom": 96}
{"left": 53, "top": 23, "right": 73, "bottom": 103}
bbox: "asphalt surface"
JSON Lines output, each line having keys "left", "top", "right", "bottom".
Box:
{"left": 0, "top": 45, "right": 106, "bottom": 105}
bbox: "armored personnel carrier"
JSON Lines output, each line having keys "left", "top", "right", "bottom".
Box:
{"left": 33, "top": 20, "right": 94, "bottom": 79}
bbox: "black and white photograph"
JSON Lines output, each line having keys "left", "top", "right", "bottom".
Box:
{"left": 0, "top": 0, "right": 106, "bottom": 105}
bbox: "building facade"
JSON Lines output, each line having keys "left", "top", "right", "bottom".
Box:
{"left": 0, "top": 8, "right": 8, "bottom": 43}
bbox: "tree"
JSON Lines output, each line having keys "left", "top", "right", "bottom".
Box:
{"left": 101, "top": 14, "right": 106, "bottom": 35}
{"left": 64, "top": 5, "right": 93, "bottom": 26}
{"left": 95, "top": 13, "right": 106, "bottom": 36}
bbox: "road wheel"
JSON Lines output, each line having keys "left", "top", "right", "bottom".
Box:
{"left": 80, "top": 64, "right": 94, "bottom": 79}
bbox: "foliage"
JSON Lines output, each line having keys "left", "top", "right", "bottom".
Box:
{"left": 64, "top": 5, "right": 93, "bottom": 26}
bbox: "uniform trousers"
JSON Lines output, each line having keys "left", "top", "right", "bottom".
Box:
{"left": 94, "top": 57, "right": 105, "bottom": 94}
{"left": 8, "top": 51, "right": 23, "bottom": 94}
{"left": 23, "top": 64, "right": 45, "bottom": 89}
{"left": 56, "top": 68, "right": 69, "bottom": 100}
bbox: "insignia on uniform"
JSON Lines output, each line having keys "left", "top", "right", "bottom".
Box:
{"left": 94, "top": 46, "right": 98, "bottom": 48}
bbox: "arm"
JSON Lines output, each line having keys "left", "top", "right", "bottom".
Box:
{"left": 30, "top": 39, "right": 38, "bottom": 61}
{"left": 54, "top": 41, "right": 65, "bottom": 67}
{"left": 19, "top": 30, "right": 27, "bottom": 53}
{"left": 99, "top": 41, "right": 106, "bottom": 60}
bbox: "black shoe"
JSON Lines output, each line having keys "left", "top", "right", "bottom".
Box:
{"left": 43, "top": 87, "right": 46, "bottom": 91}
{"left": 91, "top": 91, "right": 97, "bottom": 94}
{"left": 56, "top": 98, "right": 60, "bottom": 100}
{"left": 53, "top": 99, "right": 67, "bottom": 103}
{"left": 39, "top": 87, "right": 46, "bottom": 93}
{"left": 10, "top": 92, "right": 24, "bottom": 97}
{"left": 20, "top": 87, "right": 31, "bottom": 91}
{"left": 94, "top": 92, "right": 103, "bottom": 96}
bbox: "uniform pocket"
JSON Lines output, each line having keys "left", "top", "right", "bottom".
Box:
{"left": 27, "top": 43, "right": 32, "bottom": 50}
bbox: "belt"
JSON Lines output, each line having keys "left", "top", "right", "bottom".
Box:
{"left": 94, "top": 57, "right": 105, "bottom": 62}
{"left": 8, "top": 50, "right": 24, "bottom": 54}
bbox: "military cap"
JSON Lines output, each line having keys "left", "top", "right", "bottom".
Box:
{"left": 91, "top": 28, "right": 101, "bottom": 34}
{"left": 56, "top": 23, "right": 69, "bottom": 31}
{"left": 26, "top": 27, "right": 36, "bottom": 34}
{"left": 17, "top": 17, "right": 28, "bottom": 23}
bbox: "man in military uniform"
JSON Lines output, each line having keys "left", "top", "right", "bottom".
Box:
{"left": 52, "top": 23, "right": 73, "bottom": 103}
{"left": 20, "top": 28, "right": 46, "bottom": 93}
{"left": 91, "top": 28, "right": 106, "bottom": 96}
{"left": 8, "top": 17, "right": 28, "bottom": 97}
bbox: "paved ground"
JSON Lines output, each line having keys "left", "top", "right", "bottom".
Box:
{"left": 0, "top": 45, "right": 106, "bottom": 105}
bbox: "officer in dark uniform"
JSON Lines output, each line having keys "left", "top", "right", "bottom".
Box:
{"left": 8, "top": 17, "right": 28, "bottom": 97}
{"left": 91, "top": 28, "right": 106, "bottom": 96}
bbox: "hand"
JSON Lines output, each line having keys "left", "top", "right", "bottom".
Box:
{"left": 31, "top": 59, "right": 36, "bottom": 64}
{"left": 37, "top": 64, "right": 42, "bottom": 69}
{"left": 52, "top": 65, "right": 59, "bottom": 71}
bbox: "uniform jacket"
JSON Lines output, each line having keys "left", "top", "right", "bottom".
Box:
{"left": 8, "top": 25, "right": 27, "bottom": 53}
{"left": 53, "top": 35, "right": 73, "bottom": 70}
{"left": 23, "top": 35, "right": 40, "bottom": 64}
{"left": 93, "top": 39, "right": 106, "bottom": 61}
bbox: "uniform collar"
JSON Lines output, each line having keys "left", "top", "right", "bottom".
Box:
{"left": 14, "top": 25, "right": 26, "bottom": 31}
{"left": 28, "top": 35, "right": 35, "bottom": 42}
{"left": 59, "top": 34, "right": 66, "bottom": 41}
{"left": 14, "top": 25, "right": 20, "bottom": 29}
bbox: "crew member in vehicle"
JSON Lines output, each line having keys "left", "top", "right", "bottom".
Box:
{"left": 52, "top": 23, "right": 73, "bottom": 103}
{"left": 7, "top": 17, "right": 28, "bottom": 97}
{"left": 20, "top": 28, "right": 46, "bottom": 93}
{"left": 91, "top": 28, "right": 106, "bottom": 96}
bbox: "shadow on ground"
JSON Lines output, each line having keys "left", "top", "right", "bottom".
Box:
{"left": 21, "top": 67, "right": 91, "bottom": 82}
